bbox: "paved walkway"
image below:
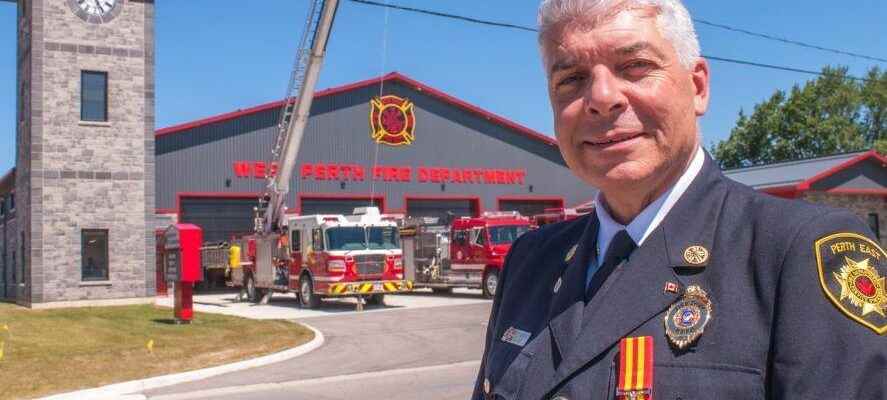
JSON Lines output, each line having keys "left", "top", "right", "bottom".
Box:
{"left": 142, "top": 301, "right": 492, "bottom": 399}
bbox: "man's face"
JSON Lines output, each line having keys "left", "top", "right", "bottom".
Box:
{"left": 543, "top": 9, "right": 709, "bottom": 193}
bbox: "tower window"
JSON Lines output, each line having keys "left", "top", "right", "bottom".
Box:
{"left": 82, "top": 229, "right": 109, "bottom": 281}
{"left": 81, "top": 71, "right": 108, "bottom": 122}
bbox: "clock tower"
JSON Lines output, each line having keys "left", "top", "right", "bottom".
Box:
{"left": 13, "top": 0, "right": 155, "bottom": 306}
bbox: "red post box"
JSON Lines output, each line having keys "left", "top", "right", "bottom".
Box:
{"left": 163, "top": 224, "right": 203, "bottom": 324}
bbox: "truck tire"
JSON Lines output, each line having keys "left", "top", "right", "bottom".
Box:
{"left": 299, "top": 274, "right": 321, "bottom": 309}
{"left": 365, "top": 293, "right": 385, "bottom": 306}
{"left": 482, "top": 269, "right": 499, "bottom": 299}
{"left": 431, "top": 287, "right": 453, "bottom": 295}
{"left": 245, "top": 274, "right": 259, "bottom": 303}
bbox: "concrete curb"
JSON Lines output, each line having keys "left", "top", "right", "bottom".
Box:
{"left": 39, "top": 323, "right": 325, "bottom": 400}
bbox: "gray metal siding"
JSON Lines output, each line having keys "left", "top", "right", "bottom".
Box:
{"left": 156, "top": 80, "right": 593, "bottom": 216}
{"left": 812, "top": 159, "right": 887, "bottom": 191}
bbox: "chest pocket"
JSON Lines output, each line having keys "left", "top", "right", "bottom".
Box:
{"left": 608, "top": 362, "right": 764, "bottom": 400}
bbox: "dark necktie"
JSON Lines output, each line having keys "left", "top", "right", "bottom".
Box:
{"left": 586, "top": 230, "right": 636, "bottom": 301}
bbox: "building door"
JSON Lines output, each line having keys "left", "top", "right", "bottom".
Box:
{"left": 179, "top": 197, "right": 257, "bottom": 243}
{"left": 406, "top": 198, "right": 479, "bottom": 221}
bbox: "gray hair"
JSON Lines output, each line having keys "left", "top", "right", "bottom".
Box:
{"left": 538, "top": 0, "right": 701, "bottom": 70}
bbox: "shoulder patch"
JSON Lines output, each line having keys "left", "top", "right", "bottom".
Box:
{"left": 815, "top": 232, "right": 887, "bottom": 334}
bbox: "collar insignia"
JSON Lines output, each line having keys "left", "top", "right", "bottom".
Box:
{"left": 682, "top": 245, "right": 709, "bottom": 266}
{"left": 565, "top": 244, "right": 578, "bottom": 262}
{"left": 815, "top": 232, "right": 887, "bottom": 334}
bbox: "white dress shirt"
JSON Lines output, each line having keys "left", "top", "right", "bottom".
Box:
{"left": 588, "top": 146, "right": 705, "bottom": 285}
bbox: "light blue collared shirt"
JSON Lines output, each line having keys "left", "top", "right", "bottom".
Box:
{"left": 588, "top": 147, "right": 705, "bottom": 286}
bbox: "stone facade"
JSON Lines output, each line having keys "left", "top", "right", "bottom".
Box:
{"left": 14, "top": 0, "right": 155, "bottom": 306}
{"left": 802, "top": 192, "right": 887, "bottom": 247}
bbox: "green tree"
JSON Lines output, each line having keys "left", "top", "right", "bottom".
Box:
{"left": 712, "top": 66, "right": 887, "bottom": 169}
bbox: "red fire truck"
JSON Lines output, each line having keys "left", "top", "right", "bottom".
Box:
{"left": 401, "top": 212, "right": 531, "bottom": 298}
{"left": 228, "top": 207, "right": 410, "bottom": 308}
{"left": 530, "top": 204, "right": 594, "bottom": 227}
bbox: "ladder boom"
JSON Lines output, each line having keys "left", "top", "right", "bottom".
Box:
{"left": 261, "top": 0, "right": 340, "bottom": 233}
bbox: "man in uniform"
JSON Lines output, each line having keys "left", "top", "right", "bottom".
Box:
{"left": 473, "top": 0, "right": 887, "bottom": 398}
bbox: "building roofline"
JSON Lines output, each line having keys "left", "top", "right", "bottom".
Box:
{"left": 798, "top": 150, "right": 887, "bottom": 190}
{"left": 154, "top": 72, "right": 558, "bottom": 148}
{"left": 722, "top": 150, "right": 869, "bottom": 174}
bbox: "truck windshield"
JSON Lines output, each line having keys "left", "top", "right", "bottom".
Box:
{"left": 488, "top": 225, "right": 530, "bottom": 245}
{"left": 325, "top": 226, "right": 400, "bottom": 251}
{"left": 368, "top": 227, "right": 400, "bottom": 250}
{"left": 325, "top": 227, "right": 367, "bottom": 251}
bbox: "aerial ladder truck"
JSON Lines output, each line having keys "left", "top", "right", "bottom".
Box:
{"left": 227, "top": 0, "right": 411, "bottom": 308}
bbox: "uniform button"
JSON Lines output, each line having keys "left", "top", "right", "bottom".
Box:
{"left": 483, "top": 378, "right": 491, "bottom": 394}
{"left": 553, "top": 277, "right": 562, "bottom": 293}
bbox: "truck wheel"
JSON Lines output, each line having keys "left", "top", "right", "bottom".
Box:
{"left": 365, "top": 293, "right": 385, "bottom": 306}
{"left": 482, "top": 269, "right": 499, "bottom": 299}
{"left": 299, "top": 275, "right": 321, "bottom": 309}
{"left": 431, "top": 288, "right": 453, "bottom": 295}
{"left": 245, "top": 274, "right": 259, "bottom": 303}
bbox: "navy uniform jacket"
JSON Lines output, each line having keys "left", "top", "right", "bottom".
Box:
{"left": 473, "top": 153, "right": 887, "bottom": 400}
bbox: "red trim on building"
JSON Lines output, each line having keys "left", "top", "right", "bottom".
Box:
{"left": 496, "top": 195, "right": 565, "bottom": 211}
{"left": 175, "top": 192, "right": 261, "bottom": 220}
{"left": 761, "top": 185, "right": 802, "bottom": 199}
{"left": 296, "top": 192, "right": 387, "bottom": 215}
{"left": 393, "top": 195, "right": 483, "bottom": 217}
{"left": 155, "top": 72, "right": 558, "bottom": 147}
{"left": 798, "top": 150, "right": 887, "bottom": 191}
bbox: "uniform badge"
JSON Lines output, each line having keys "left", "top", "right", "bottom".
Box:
{"left": 814, "top": 232, "right": 887, "bottom": 334}
{"left": 616, "top": 336, "right": 654, "bottom": 400}
{"left": 664, "top": 285, "right": 712, "bottom": 349}
{"left": 501, "top": 327, "right": 531, "bottom": 347}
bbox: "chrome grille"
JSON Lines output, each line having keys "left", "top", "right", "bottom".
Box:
{"left": 355, "top": 254, "right": 386, "bottom": 275}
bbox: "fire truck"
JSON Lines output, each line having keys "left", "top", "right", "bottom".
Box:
{"left": 530, "top": 204, "right": 593, "bottom": 227}
{"left": 400, "top": 212, "right": 531, "bottom": 298}
{"left": 228, "top": 207, "right": 409, "bottom": 308}
{"left": 222, "top": 0, "right": 413, "bottom": 309}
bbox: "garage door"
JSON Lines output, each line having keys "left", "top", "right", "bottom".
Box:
{"left": 300, "top": 198, "right": 383, "bottom": 216}
{"left": 499, "top": 199, "right": 564, "bottom": 217}
{"left": 179, "top": 197, "right": 257, "bottom": 243}
{"left": 406, "top": 198, "right": 478, "bottom": 220}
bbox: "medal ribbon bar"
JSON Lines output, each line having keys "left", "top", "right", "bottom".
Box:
{"left": 617, "top": 336, "right": 654, "bottom": 400}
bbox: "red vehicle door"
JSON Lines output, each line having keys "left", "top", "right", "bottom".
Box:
{"left": 469, "top": 227, "right": 488, "bottom": 264}
{"left": 451, "top": 228, "right": 470, "bottom": 262}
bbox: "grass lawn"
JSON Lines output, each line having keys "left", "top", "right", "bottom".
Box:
{"left": 0, "top": 303, "right": 313, "bottom": 400}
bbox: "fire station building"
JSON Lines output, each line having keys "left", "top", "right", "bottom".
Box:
{"left": 154, "top": 72, "right": 593, "bottom": 243}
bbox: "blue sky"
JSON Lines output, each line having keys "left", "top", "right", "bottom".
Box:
{"left": 1, "top": 0, "right": 885, "bottom": 174}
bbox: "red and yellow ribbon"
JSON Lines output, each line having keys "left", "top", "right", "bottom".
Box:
{"left": 617, "top": 336, "right": 653, "bottom": 399}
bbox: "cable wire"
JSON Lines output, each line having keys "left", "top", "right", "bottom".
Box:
{"left": 693, "top": 18, "right": 887, "bottom": 64}
{"left": 346, "top": 0, "right": 879, "bottom": 82}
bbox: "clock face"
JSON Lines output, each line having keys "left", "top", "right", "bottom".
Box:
{"left": 78, "top": 0, "right": 117, "bottom": 17}
{"left": 68, "top": 0, "right": 123, "bottom": 24}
